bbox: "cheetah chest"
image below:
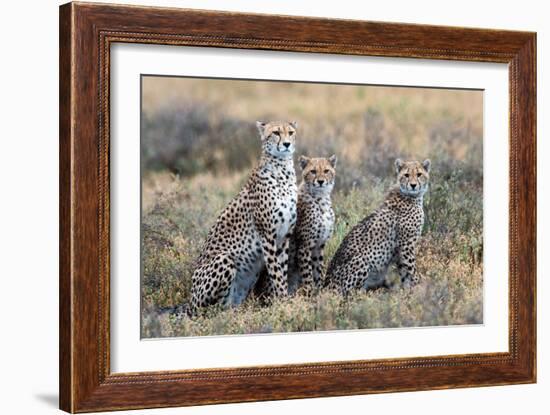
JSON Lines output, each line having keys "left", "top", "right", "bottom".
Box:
{"left": 274, "top": 191, "right": 297, "bottom": 245}
{"left": 397, "top": 205, "right": 425, "bottom": 241}
{"left": 315, "top": 203, "right": 334, "bottom": 246}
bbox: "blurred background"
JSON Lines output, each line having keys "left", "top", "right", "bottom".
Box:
{"left": 141, "top": 76, "right": 483, "bottom": 338}
{"left": 142, "top": 77, "right": 482, "bottom": 194}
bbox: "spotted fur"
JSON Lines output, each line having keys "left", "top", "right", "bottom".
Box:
{"left": 325, "top": 158, "right": 431, "bottom": 294}
{"left": 287, "top": 155, "right": 337, "bottom": 295}
{"left": 190, "top": 121, "right": 298, "bottom": 313}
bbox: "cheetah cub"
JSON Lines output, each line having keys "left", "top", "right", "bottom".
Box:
{"left": 325, "top": 158, "right": 431, "bottom": 295}
{"left": 287, "top": 155, "right": 337, "bottom": 295}
{"left": 190, "top": 121, "right": 298, "bottom": 313}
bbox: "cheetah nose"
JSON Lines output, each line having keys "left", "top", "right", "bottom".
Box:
{"left": 318, "top": 180, "right": 325, "bottom": 186}
{"left": 410, "top": 183, "right": 417, "bottom": 189}
{"left": 282, "top": 142, "right": 291, "bottom": 148}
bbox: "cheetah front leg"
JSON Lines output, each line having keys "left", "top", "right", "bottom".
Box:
{"left": 260, "top": 233, "right": 289, "bottom": 299}
{"left": 396, "top": 245, "right": 420, "bottom": 288}
{"left": 311, "top": 244, "right": 327, "bottom": 288}
{"left": 297, "top": 242, "right": 314, "bottom": 295}
{"left": 279, "top": 235, "right": 291, "bottom": 280}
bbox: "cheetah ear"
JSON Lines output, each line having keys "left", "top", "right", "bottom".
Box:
{"left": 422, "top": 159, "right": 431, "bottom": 173}
{"left": 299, "top": 155, "right": 310, "bottom": 170}
{"left": 290, "top": 121, "right": 298, "bottom": 129}
{"left": 328, "top": 154, "right": 337, "bottom": 168}
{"left": 394, "top": 158, "right": 405, "bottom": 174}
{"left": 256, "top": 121, "right": 267, "bottom": 138}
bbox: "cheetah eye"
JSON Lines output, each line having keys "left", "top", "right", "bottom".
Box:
{"left": 288, "top": 130, "right": 295, "bottom": 136}
{"left": 404, "top": 173, "right": 409, "bottom": 178}
{"left": 310, "top": 170, "right": 317, "bottom": 175}
{"left": 417, "top": 173, "right": 422, "bottom": 178}
{"left": 272, "top": 131, "right": 280, "bottom": 136}
{"left": 323, "top": 169, "right": 330, "bottom": 174}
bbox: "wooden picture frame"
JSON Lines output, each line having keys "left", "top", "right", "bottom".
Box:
{"left": 59, "top": 2, "right": 536, "bottom": 412}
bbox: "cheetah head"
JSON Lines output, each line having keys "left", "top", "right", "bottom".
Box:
{"left": 256, "top": 121, "right": 297, "bottom": 159}
{"left": 299, "top": 155, "right": 337, "bottom": 194}
{"left": 395, "top": 158, "right": 431, "bottom": 197}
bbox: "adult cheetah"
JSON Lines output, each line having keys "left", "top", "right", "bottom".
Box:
{"left": 325, "top": 158, "right": 431, "bottom": 294}
{"left": 190, "top": 121, "right": 298, "bottom": 312}
{"left": 287, "top": 155, "right": 337, "bottom": 295}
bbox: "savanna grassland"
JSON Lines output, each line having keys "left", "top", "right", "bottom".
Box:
{"left": 141, "top": 77, "right": 483, "bottom": 338}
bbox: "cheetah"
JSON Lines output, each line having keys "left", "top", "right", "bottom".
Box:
{"left": 189, "top": 121, "right": 298, "bottom": 313}
{"left": 287, "top": 155, "right": 337, "bottom": 295}
{"left": 325, "top": 158, "right": 431, "bottom": 295}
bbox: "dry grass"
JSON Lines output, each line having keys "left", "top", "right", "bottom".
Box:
{"left": 140, "top": 76, "right": 483, "bottom": 338}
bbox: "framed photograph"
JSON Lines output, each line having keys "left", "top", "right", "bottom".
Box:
{"left": 59, "top": 2, "right": 536, "bottom": 412}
